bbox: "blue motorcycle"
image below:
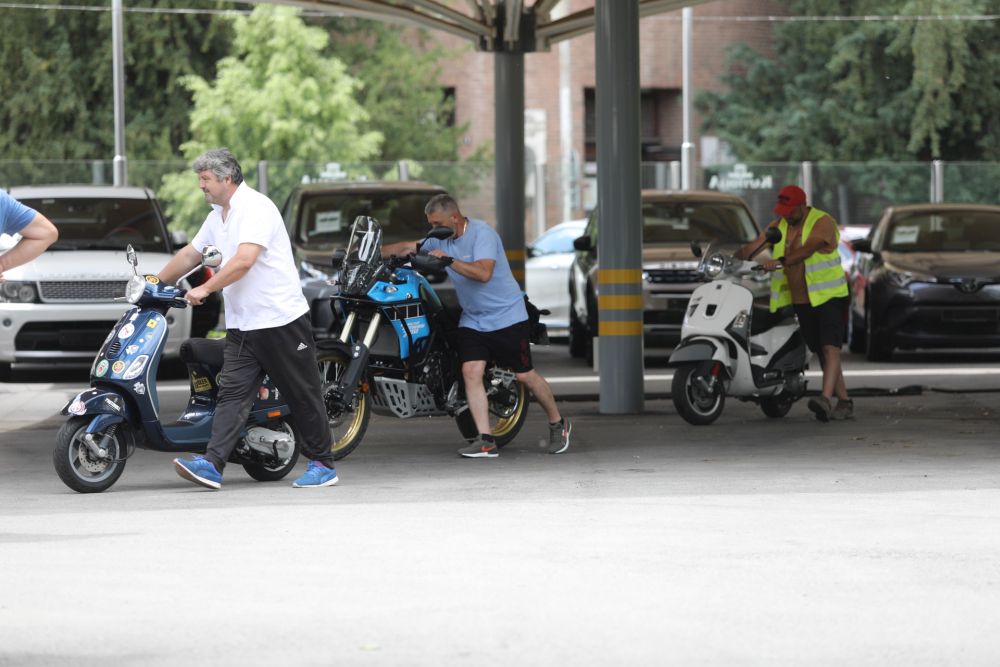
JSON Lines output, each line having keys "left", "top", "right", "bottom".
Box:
{"left": 54, "top": 245, "right": 300, "bottom": 493}
{"left": 317, "top": 216, "right": 531, "bottom": 460}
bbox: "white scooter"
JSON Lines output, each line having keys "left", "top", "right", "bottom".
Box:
{"left": 668, "top": 227, "right": 808, "bottom": 425}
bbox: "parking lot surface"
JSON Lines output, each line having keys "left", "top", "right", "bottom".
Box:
{"left": 2, "top": 348, "right": 1000, "bottom": 664}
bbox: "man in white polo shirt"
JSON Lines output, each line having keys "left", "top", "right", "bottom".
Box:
{"left": 157, "top": 148, "right": 337, "bottom": 489}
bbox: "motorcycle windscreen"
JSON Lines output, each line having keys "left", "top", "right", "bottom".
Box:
{"left": 342, "top": 216, "right": 384, "bottom": 294}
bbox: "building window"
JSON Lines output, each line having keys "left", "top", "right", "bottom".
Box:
{"left": 584, "top": 87, "right": 681, "bottom": 162}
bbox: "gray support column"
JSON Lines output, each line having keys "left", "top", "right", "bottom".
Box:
{"left": 111, "top": 0, "right": 128, "bottom": 186}
{"left": 595, "top": 0, "right": 643, "bottom": 414}
{"left": 495, "top": 51, "right": 527, "bottom": 288}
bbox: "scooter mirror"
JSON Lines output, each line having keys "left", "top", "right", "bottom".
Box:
{"left": 126, "top": 244, "right": 138, "bottom": 268}
{"left": 201, "top": 245, "right": 223, "bottom": 269}
{"left": 416, "top": 225, "right": 455, "bottom": 253}
{"left": 690, "top": 240, "right": 703, "bottom": 258}
{"left": 764, "top": 227, "right": 782, "bottom": 244}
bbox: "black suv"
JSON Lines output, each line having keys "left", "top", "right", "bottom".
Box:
{"left": 281, "top": 180, "right": 452, "bottom": 338}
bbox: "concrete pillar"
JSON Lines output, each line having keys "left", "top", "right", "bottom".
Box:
{"left": 495, "top": 51, "right": 527, "bottom": 288}
{"left": 595, "top": 0, "right": 643, "bottom": 414}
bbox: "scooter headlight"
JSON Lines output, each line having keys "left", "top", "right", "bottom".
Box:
{"left": 125, "top": 275, "right": 146, "bottom": 304}
{"left": 703, "top": 254, "right": 726, "bottom": 279}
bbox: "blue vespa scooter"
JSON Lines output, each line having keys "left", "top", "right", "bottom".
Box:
{"left": 54, "top": 245, "right": 300, "bottom": 493}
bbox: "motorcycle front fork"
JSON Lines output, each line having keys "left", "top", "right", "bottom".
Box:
{"left": 328, "top": 312, "right": 380, "bottom": 407}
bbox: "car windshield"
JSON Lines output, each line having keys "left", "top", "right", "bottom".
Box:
{"left": 293, "top": 192, "right": 436, "bottom": 250}
{"left": 17, "top": 196, "right": 168, "bottom": 252}
{"left": 884, "top": 210, "right": 1000, "bottom": 252}
{"left": 531, "top": 225, "right": 585, "bottom": 256}
{"left": 642, "top": 202, "right": 758, "bottom": 244}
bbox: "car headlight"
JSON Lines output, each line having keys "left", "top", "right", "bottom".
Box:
{"left": 125, "top": 275, "right": 146, "bottom": 303}
{"left": 0, "top": 281, "right": 38, "bottom": 303}
{"left": 703, "top": 254, "right": 727, "bottom": 279}
{"left": 886, "top": 269, "right": 935, "bottom": 288}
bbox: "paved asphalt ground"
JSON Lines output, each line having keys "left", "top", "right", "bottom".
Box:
{"left": 2, "top": 345, "right": 1000, "bottom": 665}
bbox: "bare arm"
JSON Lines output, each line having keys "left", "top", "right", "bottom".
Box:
{"left": 185, "top": 242, "right": 264, "bottom": 305}
{"left": 156, "top": 244, "right": 203, "bottom": 284}
{"left": 381, "top": 240, "right": 419, "bottom": 257}
{"left": 0, "top": 213, "right": 58, "bottom": 279}
{"left": 781, "top": 216, "right": 836, "bottom": 267}
{"left": 431, "top": 253, "right": 495, "bottom": 283}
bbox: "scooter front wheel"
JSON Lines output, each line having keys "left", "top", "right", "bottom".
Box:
{"left": 317, "top": 349, "right": 371, "bottom": 460}
{"left": 672, "top": 364, "right": 725, "bottom": 425}
{"left": 53, "top": 416, "right": 131, "bottom": 493}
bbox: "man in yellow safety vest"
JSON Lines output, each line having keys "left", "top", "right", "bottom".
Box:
{"left": 746, "top": 185, "right": 852, "bottom": 421}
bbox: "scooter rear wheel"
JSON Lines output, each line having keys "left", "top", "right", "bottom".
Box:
{"left": 760, "top": 394, "right": 794, "bottom": 418}
{"left": 53, "top": 416, "right": 131, "bottom": 493}
{"left": 242, "top": 420, "right": 300, "bottom": 481}
{"left": 672, "top": 364, "right": 725, "bottom": 425}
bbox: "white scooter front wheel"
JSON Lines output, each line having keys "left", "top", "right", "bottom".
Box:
{"left": 672, "top": 363, "right": 726, "bottom": 425}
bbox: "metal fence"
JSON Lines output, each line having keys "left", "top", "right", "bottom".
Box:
{"left": 3, "top": 158, "right": 999, "bottom": 239}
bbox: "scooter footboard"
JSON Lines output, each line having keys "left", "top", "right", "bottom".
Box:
{"left": 668, "top": 338, "right": 731, "bottom": 368}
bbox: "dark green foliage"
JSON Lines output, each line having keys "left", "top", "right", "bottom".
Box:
{"left": 0, "top": 1, "right": 233, "bottom": 162}
{"left": 697, "top": 0, "right": 1000, "bottom": 162}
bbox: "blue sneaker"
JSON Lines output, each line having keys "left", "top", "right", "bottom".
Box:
{"left": 292, "top": 460, "right": 339, "bottom": 488}
{"left": 173, "top": 456, "right": 222, "bottom": 490}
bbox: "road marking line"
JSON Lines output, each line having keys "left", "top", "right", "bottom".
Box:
{"left": 546, "top": 367, "right": 1000, "bottom": 384}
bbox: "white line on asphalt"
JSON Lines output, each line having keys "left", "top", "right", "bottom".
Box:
{"left": 545, "top": 367, "right": 1000, "bottom": 384}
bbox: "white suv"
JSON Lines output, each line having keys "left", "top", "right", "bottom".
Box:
{"left": 0, "top": 185, "right": 216, "bottom": 377}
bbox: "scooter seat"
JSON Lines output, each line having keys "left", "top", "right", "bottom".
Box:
{"left": 179, "top": 338, "right": 226, "bottom": 370}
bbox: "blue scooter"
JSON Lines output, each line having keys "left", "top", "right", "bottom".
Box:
{"left": 54, "top": 245, "right": 300, "bottom": 493}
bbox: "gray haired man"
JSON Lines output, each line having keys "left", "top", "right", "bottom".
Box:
{"left": 157, "top": 148, "right": 338, "bottom": 489}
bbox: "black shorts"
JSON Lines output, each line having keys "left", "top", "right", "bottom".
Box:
{"left": 457, "top": 320, "right": 533, "bottom": 373}
{"left": 793, "top": 297, "right": 848, "bottom": 354}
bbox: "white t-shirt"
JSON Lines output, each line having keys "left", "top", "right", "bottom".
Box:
{"left": 191, "top": 182, "right": 308, "bottom": 331}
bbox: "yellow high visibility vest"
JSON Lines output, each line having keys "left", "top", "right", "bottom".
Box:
{"left": 769, "top": 207, "right": 848, "bottom": 312}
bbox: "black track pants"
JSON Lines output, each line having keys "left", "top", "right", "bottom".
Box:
{"left": 204, "top": 313, "right": 334, "bottom": 472}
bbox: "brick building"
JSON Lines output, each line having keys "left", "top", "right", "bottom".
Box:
{"left": 426, "top": 0, "right": 787, "bottom": 235}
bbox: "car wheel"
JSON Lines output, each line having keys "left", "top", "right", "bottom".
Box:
{"left": 865, "top": 305, "right": 892, "bottom": 362}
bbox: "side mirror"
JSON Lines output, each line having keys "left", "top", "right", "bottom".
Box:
{"left": 764, "top": 227, "right": 782, "bottom": 244}
{"left": 416, "top": 226, "right": 454, "bottom": 253}
{"left": 851, "top": 238, "right": 872, "bottom": 253}
{"left": 201, "top": 245, "right": 223, "bottom": 268}
{"left": 572, "top": 235, "right": 592, "bottom": 252}
{"left": 690, "top": 240, "right": 702, "bottom": 258}
{"left": 126, "top": 244, "right": 138, "bottom": 270}
{"left": 527, "top": 245, "right": 538, "bottom": 258}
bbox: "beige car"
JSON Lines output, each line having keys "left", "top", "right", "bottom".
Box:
{"left": 568, "top": 190, "right": 764, "bottom": 361}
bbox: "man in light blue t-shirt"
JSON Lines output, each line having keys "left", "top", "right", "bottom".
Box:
{"left": 383, "top": 194, "right": 571, "bottom": 458}
{"left": 0, "top": 190, "right": 58, "bottom": 280}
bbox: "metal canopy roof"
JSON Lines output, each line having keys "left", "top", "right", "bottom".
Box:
{"left": 261, "top": 0, "right": 712, "bottom": 51}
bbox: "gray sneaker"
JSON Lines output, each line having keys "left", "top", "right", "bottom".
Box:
{"left": 458, "top": 436, "right": 498, "bottom": 458}
{"left": 831, "top": 399, "right": 854, "bottom": 420}
{"left": 807, "top": 396, "right": 833, "bottom": 422}
{"left": 548, "top": 418, "right": 571, "bottom": 454}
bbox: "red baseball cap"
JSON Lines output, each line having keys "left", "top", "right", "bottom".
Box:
{"left": 773, "top": 185, "right": 807, "bottom": 217}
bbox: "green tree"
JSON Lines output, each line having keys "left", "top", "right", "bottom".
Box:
{"left": 159, "top": 5, "right": 383, "bottom": 233}
{"left": 0, "top": 0, "right": 232, "bottom": 166}
{"left": 698, "top": 0, "right": 1000, "bottom": 162}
